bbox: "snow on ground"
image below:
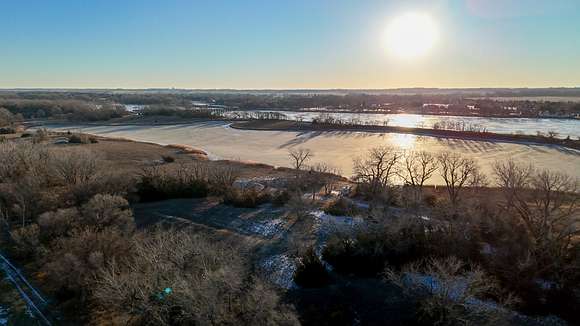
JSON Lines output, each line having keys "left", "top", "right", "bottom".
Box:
{"left": 124, "top": 104, "right": 145, "bottom": 112}
{"left": 311, "top": 210, "right": 366, "bottom": 237}
{"left": 247, "top": 218, "right": 286, "bottom": 238}
{"left": 234, "top": 176, "right": 288, "bottom": 189}
{"left": 403, "top": 272, "right": 567, "bottom": 325}
{"left": 259, "top": 254, "right": 297, "bottom": 289}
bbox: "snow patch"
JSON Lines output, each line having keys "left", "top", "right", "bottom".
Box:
{"left": 259, "top": 254, "right": 297, "bottom": 289}
{"left": 248, "top": 219, "right": 286, "bottom": 237}
{"left": 311, "top": 210, "right": 365, "bottom": 233}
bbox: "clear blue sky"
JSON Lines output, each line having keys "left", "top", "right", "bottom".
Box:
{"left": 1, "top": 0, "right": 579, "bottom": 89}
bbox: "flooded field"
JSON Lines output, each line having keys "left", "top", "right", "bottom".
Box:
{"left": 42, "top": 121, "right": 580, "bottom": 184}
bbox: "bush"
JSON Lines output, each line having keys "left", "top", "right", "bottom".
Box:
{"left": 68, "top": 133, "right": 92, "bottom": 144}
{"left": 385, "top": 257, "right": 513, "bottom": 326}
{"left": 52, "top": 148, "right": 101, "bottom": 186}
{"left": 32, "top": 128, "right": 49, "bottom": 143}
{"left": 0, "top": 142, "right": 53, "bottom": 184}
{"left": 136, "top": 166, "right": 209, "bottom": 202}
{"left": 223, "top": 187, "right": 271, "bottom": 208}
{"left": 43, "top": 227, "right": 134, "bottom": 303}
{"left": 161, "top": 155, "right": 175, "bottom": 163}
{"left": 323, "top": 219, "right": 430, "bottom": 276}
{"left": 37, "top": 208, "right": 79, "bottom": 240}
{"left": 272, "top": 190, "right": 291, "bottom": 206}
{"left": 91, "top": 229, "right": 299, "bottom": 325}
{"left": 324, "top": 197, "right": 359, "bottom": 216}
{"left": 294, "top": 248, "right": 330, "bottom": 288}
{"left": 80, "top": 194, "right": 134, "bottom": 233}
{"left": 67, "top": 172, "right": 133, "bottom": 205}
{"left": 423, "top": 194, "right": 438, "bottom": 207}
{"left": 0, "top": 127, "right": 16, "bottom": 134}
{"left": 10, "top": 224, "right": 41, "bottom": 258}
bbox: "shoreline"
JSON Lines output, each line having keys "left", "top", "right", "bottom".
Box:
{"left": 230, "top": 120, "right": 580, "bottom": 151}
{"left": 234, "top": 108, "right": 580, "bottom": 121}
{"left": 26, "top": 118, "right": 580, "bottom": 151}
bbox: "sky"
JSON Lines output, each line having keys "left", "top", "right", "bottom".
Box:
{"left": 1, "top": 0, "right": 579, "bottom": 89}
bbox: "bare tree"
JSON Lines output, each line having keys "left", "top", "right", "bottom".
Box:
{"left": 385, "top": 257, "right": 514, "bottom": 325}
{"left": 93, "top": 229, "right": 299, "bottom": 325}
{"left": 288, "top": 148, "right": 313, "bottom": 172}
{"left": 436, "top": 152, "right": 479, "bottom": 207}
{"left": 309, "top": 162, "right": 342, "bottom": 199}
{"left": 399, "top": 151, "right": 437, "bottom": 204}
{"left": 0, "top": 107, "right": 14, "bottom": 126}
{"left": 52, "top": 148, "right": 101, "bottom": 186}
{"left": 399, "top": 151, "right": 438, "bottom": 188}
{"left": 493, "top": 159, "right": 534, "bottom": 209}
{"left": 512, "top": 170, "right": 579, "bottom": 275}
{"left": 352, "top": 146, "right": 402, "bottom": 196}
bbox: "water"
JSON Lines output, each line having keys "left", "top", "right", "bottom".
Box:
{"left": 234, "top": 111, "right": 580, "bottom": 139}
{"left": 42, "top": 121, "right": 580, "bottom": 184}
{"left": 126, "top": 104, "right": 580, "bottom": 138}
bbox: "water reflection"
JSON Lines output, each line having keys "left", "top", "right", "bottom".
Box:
{"left": 244, "top": 110, "right": 580, "bottom": 139}
{"left": 388, "top": 114, "right": 425, "bottom": 129}
{"left": 391, "top": 133, "right": 417, "bottom": 150}
{"left": 40, "top": 122, "right": 580, "bottom": 184}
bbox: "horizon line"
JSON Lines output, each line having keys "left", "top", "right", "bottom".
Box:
{"left": 1, "top": 86, "right": 580, "bottom": 92}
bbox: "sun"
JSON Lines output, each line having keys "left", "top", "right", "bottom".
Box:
{"left": 385, "top": 12, "right": 438, "bottom": 59}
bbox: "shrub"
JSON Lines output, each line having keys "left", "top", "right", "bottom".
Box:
{"left": 207, "top": 165, "right": 238, "bottom": 193}
{"left": 32, "top": 128, "right": 49, "bottom": 143}
{"left": 91, "top": 229, "right": 299, "bottom": 325}
{"left": 68, "top": 133, "right": 91, "bottom": 144}
{"left": 0, "top": 127, "right": 16, "bottom": 134}
{"left": 67, "top": 172, "right": 133, "bottom": 205}
{"left": 42, "top": 227, "right": 134, "bottom": 303}
{"left": 385, "top": 257, "right": 513, "bottom": 326}
{"left": 80, "top": 194, "right": 134, "bottom": 233}
{"left": 37, "top": 208, "right": 79, "bottom": 240}
{"left": 223, "top": 187, "right": 271, "bottom": 208}
{"left": 161, "top": 155, "right": 175, "bottom": 163}
{"left": 324, "top": 197, "right": 359, "bottom": 216}
{"left": 272, "top": 190, "right": 291, "bottom": 206}
{"left": 51, "top": 148, "right": 101, "bottom": 186}
{"left": 10, "top": 224, "right": 41, "bottom": 258}
{"left": 323, "top": 218, "right": 430, "bottom": 276}
{"left": 423, "top": 194, "right": 438, "bottom": 207}
{"left": 136, "top": 166, "right": 209, "bottom": 202}
{"left": 294, "top": 248, "right": 330, "bottom": 288}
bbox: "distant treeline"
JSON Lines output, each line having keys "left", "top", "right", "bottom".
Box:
{"left": 1, "top": 90, "right": 580, "bottom": 122}
{"left": 0, "top": 99, "right": 127, "bottom": 121}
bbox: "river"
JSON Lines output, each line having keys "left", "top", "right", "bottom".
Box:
{"left": 227, "top": 111, "right": 580, "bottom": 139}
{"left": 42, "top": 121, "right": 580, "bottom": 184}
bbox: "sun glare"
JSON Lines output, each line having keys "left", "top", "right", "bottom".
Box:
{"left": 385, "top": 12, "right": 438, "bottom": 59}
